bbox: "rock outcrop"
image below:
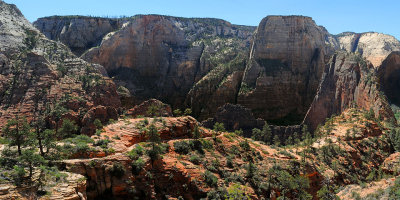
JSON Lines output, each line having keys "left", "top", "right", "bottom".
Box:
{"left": 378, "top": 51, "right": 400, "bottom": 106}
{"left": 35, "top": 14, "right": 400, "bottom": 127}
{"left": 335, "top": 32, "right": 400, "bottom": 67}
{"left": 33, "top": 16, "right": 124, "bottom": 56}
{"left": 201, "top": 103, "right": 264, "bottom": 133}
{"left": 238, "top": 16, "right": 334, "bottom": 124}
{"left": 303, "top": 52, "right": 395, "bottom": 131}
{"left": 126, "top": 98, "right": 172, "bottom": 118}
{"left": 35, "top": 15, "right": 255, "bottom": 119}
{"left": 0, "top": 1, "right": 121, "bottom": 135}
{"left": 0, "top": 172, "right": 87, "bottom": 200}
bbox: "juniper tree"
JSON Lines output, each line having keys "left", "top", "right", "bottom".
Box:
{"left": 2, "top": 116, "right": 33, "bottom": 156}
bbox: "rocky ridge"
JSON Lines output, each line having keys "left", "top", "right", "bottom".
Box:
{"left": 0, "top": 1, "right": 121, "bottom": 134}
{"left": 304, "top": 51, "right": 395, "bottom": 131}
{"left": 35, "top": 14, "right": 400, "bottom": 128}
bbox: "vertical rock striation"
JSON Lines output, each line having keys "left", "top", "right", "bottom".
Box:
{"left": 304, "top": 51, "right": 395, "bottom": 131}
{"left": 238, "top": 16, "right": 335, "bottom": 124}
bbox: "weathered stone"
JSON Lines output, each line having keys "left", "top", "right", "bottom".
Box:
{"left": 126, "top": 99, "right": 172, "bottom": 118}
{"left": 378, "top": 51, "right": 400, "bottom": 106}
{"left": 238, "top": 16, "right": 334, "bottom": 124}
{"left": 335, "top": 32, "right": 400, "bottom": 67}
{"left": 0, "top": 1, "right": 121, "bottom": 135}
{"left": 304, "top": 52, "right": 395, "bottom": 131}
{"left": 34, "top": 16, "right": 124, "bottom": 56}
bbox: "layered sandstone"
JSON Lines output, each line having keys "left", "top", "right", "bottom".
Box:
{"left": 238, "top": 15, "right": 334, "bottom": 124}
{"left": 304, "top": 52, "right": 394, "bottom": 131}
{"left": 378, "top": 51, "right": 400, "bottom": 106}
{"left": 33, "top": 16, "right": 124, "bottom": 56}
{"left": 335, "top": 32, "right": 400, "bottom": 67}
{"left": 34, "top": 15, "right": 255, "bottom": 118}
{"left": 0, "top": 1, "right": 121, "bottom": 135}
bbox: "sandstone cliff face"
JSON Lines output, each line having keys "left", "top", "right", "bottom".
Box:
{"left": 303, "top": 52, "right": 394, "bottom": 131}
{"left": 0, "top": 1, "right": 121, "bottom": 135}
{"left": 238, "top": 16, "right": 334, "bottom": 124}
{"left": 34, "top": 16, "right": 124, "bottom": 56}
{"left": 79, "top": 15, "right": 255, "bottom": 115}
{"left": 335, "top": 32, "right": 400, "bottom": 67}
{"left": 378, "top": 51, "right": 400, "bottom": 106}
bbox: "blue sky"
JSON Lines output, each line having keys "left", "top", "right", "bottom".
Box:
{"left": 4, "top": 0, "right": 399, "bottom": 40}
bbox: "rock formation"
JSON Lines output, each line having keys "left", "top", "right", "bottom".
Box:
{"left": 126, "top": 98, "right": 173, "bottom": 118}
{"left": 335, "top": 32, "right": 400, "bottom": 67}
{"left": 34, "top": 14, "right": 400, "bottom": 127}
{"left": 378, "top": 51, "right": 400, "bottom": 106}
{"left": 0, "top": 1, "right": 121, "bottom": 135}
{"left": 303, "top": 51, "right": 395, "bottom": 131}
{"left": 33, "top": 16, "right": 125, "bottom": 56}
{"left": 35, "top": 15, "right": 255, "bottom": 119}
{"left": 238, "top": 16, "right": 335, "bottom": 124}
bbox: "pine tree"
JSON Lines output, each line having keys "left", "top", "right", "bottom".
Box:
{"left": 2, "top": 116, "right": 33, "bottom": 156}
{"left": 146, "top": 123, "right": 161, "bottom": 164}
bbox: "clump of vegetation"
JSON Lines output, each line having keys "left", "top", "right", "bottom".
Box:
{"left": 203, "top": 170, "right": 218, "bottom": 187}
{"left": 110, "top": 162, "right": 125, "bottom": 178}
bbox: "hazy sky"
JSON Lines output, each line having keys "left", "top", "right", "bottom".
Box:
{"left": 4, "top": 0, "right": 399, "bottom": 40}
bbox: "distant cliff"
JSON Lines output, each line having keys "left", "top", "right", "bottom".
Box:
{"left": 34, "top": 14, "right": 400, "bottom": 127}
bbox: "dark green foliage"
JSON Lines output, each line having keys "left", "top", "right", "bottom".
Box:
{"left": 317, "top": 185, "right": 339, "bottom": 200}
{"left": 19, "top": 149, "right": 46, "bottom": 178}
{"left": 389, "top": 128, "right": 400, "bottom": 152}
{"left": 389, "top": 177, "right": 400, "bottom": 199}
{"left": 56, "top": 63, "right": 67, "bottom": 77}
{"left": 213, "top": 122, "right": 225, "bottom": 132}
{"left": 239, "top": 139, "right": 250, "bottom": 151}
{"left": 147, "top": 104, "right": 163, "bottom": 117}
{"left": 189, "top": 154, "right": 201, "bottom": 165}
{"left": 23, "top": 29, "right": 38, "bottom": 50}
{"left": 267, "top": 166, "right": 312, "bottom": 200}
{"left": 127, "top": 145, "right": 144, "bottom": 160}
{"left": 184, "top": 108, "right": 192, "bottom": 116}
{"left": 59, "top": 119, "right": 78, "bottom": 138}
{"left": 173, "top": 109, "right": 182, "bottom": 117}
{"left": 2, "top": 116, "right": 33, "bottom": 156}
{"left": 131, "top": 158, "right": 145, "bottom": 175}
{"left": 110, "top": 162, "right": 125, "bottom": 178}
{"left": 173, "top": 140, "right": 203, "bottom": 155}
{"left": 203, "top": 170, "right": 218, "bottom": 187}
{"left": 251, "top": 122, "right": 272, "bottom": 143}
{"left": 226, "top": 156, "right": 234, "bottom": 168}
{"left": 206, "top": 187, "right": 228, "bottom": 200}
{"left": 93, "top": 119, "right": 103, "bottom": 129}
{"left": 246, "top": 162, "right": 257, "bottom": 178}
{"left": 173, "top": 141, "right": 192, "bottom": 154}
{"left": 94, "top": 139, "right": 110, "bottom": 149}
{"left": 192, "top": 125, "right": 201, "bottom": 139}
{"left": 364, "top": 108, "right": 375, "bottom": 121}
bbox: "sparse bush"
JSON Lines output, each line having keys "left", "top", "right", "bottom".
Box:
{"left": 203, "top": 170, "right": 218, "bottom": 187}
{"left": 173, "top": 141, "right": 191, "bottom": 154}
{"left": 131, "top": 158, "right": 145, "bottom": 175}
{"left": 110, "top": 162, "right": 125, "bottom": 178}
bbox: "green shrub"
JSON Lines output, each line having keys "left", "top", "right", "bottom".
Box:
{"left": 93, "top": 119, "right": 103, "bottom": 129}
{"left": 203, "top": 170, "right": 218, "bottom": 187}
{"left": 110, "top": 162, "right": 125, "bottom": 178}
{"left": 189, "top": 154, "right": 201, "bottom": 165}
{"left": 213, "top": 122, "right": 225, "bottom": 132}
{"left": 94, "top": 139, "right": 110, "bottom": 149}
{"left": 173, "top": 141, "right": 191, "bottom": 154}
{"left": 239, "top": 139, "right": 250, "bottom": 151}
{"left": 131, "top": 158, "right": 145, "bottom": 175}
{"left": 127, "top": 145, "right": 144, "bottom": 160}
